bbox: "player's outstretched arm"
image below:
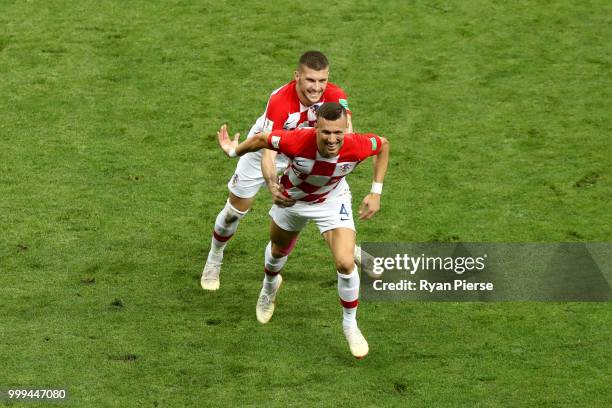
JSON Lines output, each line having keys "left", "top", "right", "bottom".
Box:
{"left": 359, "top": 137, "right": 389, "bottom": 220}
{"left": 217, "top": 124, "right": 270, "bottom": 157}
{"left": 261, "top": 149, "right": 296, "bottom": 208}
{"left": 346, "top": 113, "right": 354, "bottom": 134}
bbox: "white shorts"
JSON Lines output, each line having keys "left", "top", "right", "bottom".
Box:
{"left": 269, "top": 184, "right": 355, "bottom": 234}
{"left": 227, "top": 151, "right": 290, "bottom": 198}
{"left": 227, "top": 150, "right": 266, "bottom": 198}
{"left": 227, "top": 113, "right": 291, "bottom": 199}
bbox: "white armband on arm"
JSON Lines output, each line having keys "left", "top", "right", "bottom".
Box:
{"left": 228, "top": 148, "right": 237, "bottom": 158}
{"left": 370, "top": 182, "right": 383, "bottom": 195}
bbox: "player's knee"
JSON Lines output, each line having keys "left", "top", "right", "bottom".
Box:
{"left": 228, "top": 194, "right": 253, "bottom": 213}
{"left": 270, "top": 243, "right": 287, "bottom": 259}
{"left": 224, "top": 199, "right": 249, "bottom": 224}
{"left": 335, "top": 256, "right": 355, "bottom": 275}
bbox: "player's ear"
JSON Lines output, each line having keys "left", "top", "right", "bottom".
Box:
{"left": 293, "top": 70, "right": 299, "bottom": 81}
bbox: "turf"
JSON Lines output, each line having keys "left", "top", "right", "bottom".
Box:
{"left": 1, "top": 0, "right": 611, "bottom": 406}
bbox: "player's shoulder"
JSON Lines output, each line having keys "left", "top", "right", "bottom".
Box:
{"left": 341, "top": 133, "right": 380, "bottom": 159}
{"left": 350, "top": 132, "right": 381, "bottom": 147}
{"left": 323, "top": 82, "right": 347, "bottom": 98}
{"left": 274, "top": 127, "right": 315, "bottom": 139}
{"left": 272, "top": 127, "right": 316, "bottom": 156}
{"left": 266, "top": 80, "right": 298, "bottom": 114}
{"left": 269, "top": 80, "right": 297, "bottom": 99}
{"left": 277, "top": 128, "right": 316, "bottom": 149}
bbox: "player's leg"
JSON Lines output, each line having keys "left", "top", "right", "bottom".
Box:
{"left": 201, "top": 193, "right": 252, "bottom": 290}
{"left": 263, "top": 220, "right": 298, "bottom": 293}
{"left": 209, "top": 192, "right": 253, "bottom": 255}
{"left": 201, "top": 152, "right": 265, "bottom": 290}
{"left": 315, "top": 190, "right": 368, "bottom": 358}
{"left": 323, "top": 227, "right": 359, "bottom": 328}
{"left": 336, "top": 181, "right": 375, "bottom": 277}
{"left": 257, "top": 205, "right": 306, "bottom": 323}
{"left": 323, "top": 227, "right": 368, "bottom": 359}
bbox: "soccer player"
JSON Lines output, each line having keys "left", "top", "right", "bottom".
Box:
{"left": 202, "top": 51, "right": 356, "bottom": 290}
{"left": 217, "top": 102, "right": 389, "bottom": 359}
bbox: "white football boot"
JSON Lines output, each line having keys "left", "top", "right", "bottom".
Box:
{"left": 256, "top": 275, "right": 283, "bottom": 324}
{"left": 343, "top": 326, "right": 369, "bottom": 359}
{"left": 201, "top": 260, "right": 221, "bottom": 291}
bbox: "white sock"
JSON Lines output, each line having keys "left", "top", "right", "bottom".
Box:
{"left": 207, "top": 200, "right": 247, "bottom": 263}
{"left": 263, "top": 242, "right": 287, "bottom": 293}
{"left": 263, "top": 274, "right": 279, "bottom": 294}
{"left": 337, "top": 265, "right": 360, "bottom": 329}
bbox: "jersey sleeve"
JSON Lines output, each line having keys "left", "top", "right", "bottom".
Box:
{"left": 263, "top": 95, "right": 287, "bottom": 132}
{"left": 266, "top": 129, "right": 304, "bottom": 158}
{"left": 353, "top": 133, "right": 383, "bottom": 160}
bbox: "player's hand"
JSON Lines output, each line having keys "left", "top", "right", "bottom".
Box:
{"left": 269, "top": 183, "right": 296, "bottom": 208}
{"left": 217, "top": 124, "right": 240, "bottom": 157}
{"left": 358, "top": 193, "right": 381, "bottom": 220}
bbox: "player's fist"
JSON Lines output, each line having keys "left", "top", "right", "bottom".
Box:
{"left": 358, "top": 193, "right": 381, "bottom": 220}
{"left": 217, "top": 124, "right": 240, "bottom": 157}
{"left": 269, "top": 183, "right": 296, "bottom": 208}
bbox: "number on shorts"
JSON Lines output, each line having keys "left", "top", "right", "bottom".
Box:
{"left": 339, "top": 203, "right": 350, "bottom": 221}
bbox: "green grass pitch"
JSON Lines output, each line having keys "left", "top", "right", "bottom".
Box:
{"left": 1, "top": 0, "right": 611, "bottom": 406}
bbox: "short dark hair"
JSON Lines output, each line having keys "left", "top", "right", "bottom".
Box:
{"left": 316, "top": 102, "right": 346, "bottom": 121}
{"left": 298, "top": 51, "right": 329, "bottom": 71}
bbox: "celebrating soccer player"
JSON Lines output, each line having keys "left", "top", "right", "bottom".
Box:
{"left": 201, "top": 51, "right": 359, "bottom": 291}
{"left": 217, "top": 102, "right": 390, "bottom": 359}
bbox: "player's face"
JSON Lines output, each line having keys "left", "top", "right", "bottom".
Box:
{"left": 294, "top": 66, "right": 329, "bottom": 106}
{"left": 315, "top": 115, "right": 347, "bottom": 158}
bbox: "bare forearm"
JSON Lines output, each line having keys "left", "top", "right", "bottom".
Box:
{"left": 346, "top": 114, "right": 353, "bottom": 134}
{"left": 373, "top": 138, "right": 389, "bottom": 183}
{"left": 359, "top": 138, "right": 388, "bottom": 220}
{"left": 261, "top": 148, "right": 296, "bottom": 207}
{"left": 261, "top": 150, "right": 278, "bottom": 187}
{"left": 235, "top": 133, "right": 270, "bottom": 156}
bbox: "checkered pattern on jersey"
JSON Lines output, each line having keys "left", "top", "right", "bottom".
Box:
{"left": 268, "top": 128, "right": 382, "bottom": 204}
{"left": 280, "top": 152, "right": 358, "bottom": 203}
{"left": 264, "top": 81, "right": 350, "bottom": 131}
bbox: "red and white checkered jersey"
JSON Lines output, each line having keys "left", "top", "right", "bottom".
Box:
{"left": 266, "top": 128, "right": 383, "bottom": 203}
{"left": 261, "top": 80, "right": 350, "bottom": 133}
